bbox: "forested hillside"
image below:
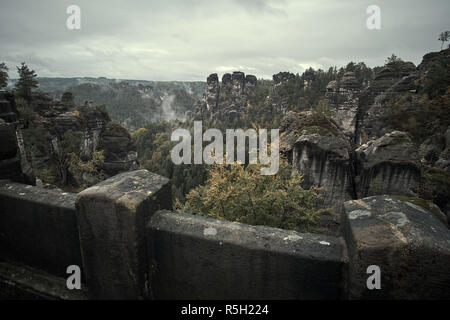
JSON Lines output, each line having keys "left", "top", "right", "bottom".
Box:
{"left": 8, "top": 77, "right": 205, "bottom": 129}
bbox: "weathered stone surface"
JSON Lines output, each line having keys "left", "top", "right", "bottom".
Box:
{"left": 292, "top": 133, "right": 355, "bottom": 214}
{"left": 15, "top": 127, "right": 35, "bottom": 185}
{"left": 148, "top": 210, "right": 346, "bottom": 299}
{"left": 281, "top": 111, "right": 355, "bottom": 217}
{"left": 418, "top": 47, "right": 450, "bottom": 71}
{"left": 355, "top": 131, "right": 421, "bottom": 197}
{"left": 0, "top": 181, "right": 81, "bottom": 277}
{"left": 325, "top": 71, "right": 361, "bottom": 139}
{"left": 0, "top": 123, "right": 18, "bottom": 159}
{"left": 434, "top": 126, "right": 450, "bottom": 172}
{"left": 222, "top": 73, "right": 232, "bottom": 85}
{"left": 99, "top": 122, "right": 139, "bottom": 176}
{"left": 0, "top": 259, "right": 87, "bottom": 300}
{"left": 75, "top": 170, "right": 171, "bottom": 299}
{"left": 343, "top": 195, "right": 450, "bottom": 299}
{"left": 193, "top": 71, "right": 257, "bottom": 121}
{"left": 356, "top": 61, "right": 418, "bottom": 144}
{"left": 0, "top": 122, "right": 28, "bottom": 184}
{"left": 0, "top": 91, "right": 18, "bottom": 123}
{"left": 30, "top": 97, "right": 137, "bottom": 184}
{"left": 0, "top": 93, "right": 34, "bottom": 184}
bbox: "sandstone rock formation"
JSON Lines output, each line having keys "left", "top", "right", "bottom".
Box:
{"left": 343, "top": 195, "right": 450, "bottom": 299}
{"left": 0, "top": 91, "right": 35, "bottom": 185}
{"left": 325, "top": 71, "right": 361, "bottom": 140}
{"left": 280, "top": 49, "right": 450, "bottom": 223}
{"left": 266, "top": 72, "right": 297, "bottom": 114}
{"left": 357, "top": 61, "right": 417, "bottom": 143}
{"left": 25, "top": 92, "right": 138, "bottom": 186}
{"left": 355, "top": 131, "right": 420, "bottom": 198}
{"left": 193, "top": 71, "right": 257, "bottom": 121}
{"left": 280, "top": 111, "right": 355, "bottom": 225}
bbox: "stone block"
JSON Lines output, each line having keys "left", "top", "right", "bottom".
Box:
{"left": 75, "top": 170, "right": 171, "bottom": 299}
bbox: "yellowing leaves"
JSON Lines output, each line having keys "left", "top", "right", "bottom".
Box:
{"left": 181, "top": 158, "right": 325, "bottom": 233}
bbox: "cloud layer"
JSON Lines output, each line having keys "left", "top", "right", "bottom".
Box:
{"left": 1, "top": 0, "right": 448, "bottom": 80}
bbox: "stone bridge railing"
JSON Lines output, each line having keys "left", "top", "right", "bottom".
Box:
{"left": 1, "top": 170, "right": 449, "bottom": 300}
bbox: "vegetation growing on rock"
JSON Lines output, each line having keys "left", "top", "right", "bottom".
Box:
{"left": 181, "top": 158, "right": 327, "bottom": 233}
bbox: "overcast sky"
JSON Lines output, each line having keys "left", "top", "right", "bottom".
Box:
{"left": 0, "top": 0, "right": 448, "bottom": 81}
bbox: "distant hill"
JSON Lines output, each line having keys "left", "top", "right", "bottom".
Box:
{"left": 8, "top": 77, "right": 206, "bottom": 129}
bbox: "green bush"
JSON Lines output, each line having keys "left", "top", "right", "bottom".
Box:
{"left": 181, "top": 158, "right": 326, "bottom": 233}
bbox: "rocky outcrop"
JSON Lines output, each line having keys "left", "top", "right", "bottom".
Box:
{"left": 273, "top": 72, "right": 295, "bottom": 86}
{"left": 0, "top": 91, "right": 19, "bottom": 123}
{"left": 281, "top": 111, "right": 355, "bottom": 218}
{"left": 98, "top": 122, "right": 138, "bottom": 176}
{"left": 356, "top": 61, "right": 417, "bottom": 144}
{"left": 279, "top": 51, "right": 449, "bottom": 219}
{"left": 355, "top": 131, "right": 421, "bottom": 198}
{"left": 266, "top": 72, "right": 297, "bottom": 114}
{"left": 343, "top": 195, "right": 450, "bottom": 299}
{"left": 193, "top": 71, "right": 257, "bottom": 121}
{"left": 0, "top": 121, "right": 25, "bottom": 183}
{"left": 433, "top": 126, "right": 450, "bottom": 172}
{"left": 325, "top": 71, "right": 361, "bottom": 140}
{"left": 0, "top": 91, "right": 35, "bottom": 185}
{"left": 30, "top": 94, "right": 138, "bottom": 185}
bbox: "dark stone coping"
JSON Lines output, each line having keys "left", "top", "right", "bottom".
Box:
{"left": 147, "top": 210, "right": 346, "bottom": 299}
{"left": 0, "top": 259, "right": 87, "bottom": 300}
{"left": 151, "top": 210, "right": 343, "bottom": 260}
{"left": 0, "top": 180, "right": 76, "bottom": 209}
{"left": 0, "top": 180, "right": 82, "bottom": 277}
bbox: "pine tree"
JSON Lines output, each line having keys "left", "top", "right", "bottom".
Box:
{"left": 438, "top": 31, "right": 450, "bottom": 50}
{"left": 16, "top": 62, "right": 38, "bottom": 102}
{"left": 0, "top": 62, "right": 8, "bottom": 89}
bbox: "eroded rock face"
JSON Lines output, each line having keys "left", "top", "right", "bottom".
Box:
{"left": 325, "top": 71, "right": 361, "bottom": 140}
{"left": 356, "top": 62, "right": 420, "bottom": 144}
{"left": 99, "top": 122, "right": 138, "bottom": 176}
{"left": 0, "top": 92, "right": 35, "bottom": 185}
{"left": 193, "top": 71, "right": 257, "bottom": 121}
{"left": 355, "top": 131, "right": 420, "bottom": 198}
{"left": 281, "top": 111, "right": 355, "bottom": 216}
{"left": 343, "top": 195, "right": 450, "bottom": 299}
{"left": 356, "top": 61, "right": 417, "bottom": 144}
{"left": 266, "top": 72, "right": 297, "bottom": 115}
{"left": 433, "top": 126, "right": 450, "bottom": 172}
{"left": 0, "top": 91, "right": 18, "bottom": 123}
{"left": 292, "top": 134, "right": 355, "bottom": 208}
{"left": 279, "top": 50, "right": 449, "bottom": 226}
{"left": 32, "top": 95, "right": 138, "bottom": 183}
{"left": 0, "top": 122, "right": 24, "bottom": 183}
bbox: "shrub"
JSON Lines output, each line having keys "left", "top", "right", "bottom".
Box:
{"left": 181, "top": 158, "right": 326, "bottom": 233}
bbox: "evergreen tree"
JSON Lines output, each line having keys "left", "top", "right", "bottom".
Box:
{"left": 16, "top": 62, "right": 38, "bottom": 102}
{"left": 438, "top": 31, "right": 450, "bottom": 50}
{"left": 0, "top": 62, "right": 8, "bottom": 89}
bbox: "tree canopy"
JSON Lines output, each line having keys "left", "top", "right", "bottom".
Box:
{"left": 16, "top": 62, "right": 38, "bottom": 101}
{"left": 0, "top": 62, "right": 9, "bottom": 89}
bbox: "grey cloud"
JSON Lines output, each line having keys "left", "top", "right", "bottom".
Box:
{"left": 0, "top": 0, "right": 448, "bottom": 80}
